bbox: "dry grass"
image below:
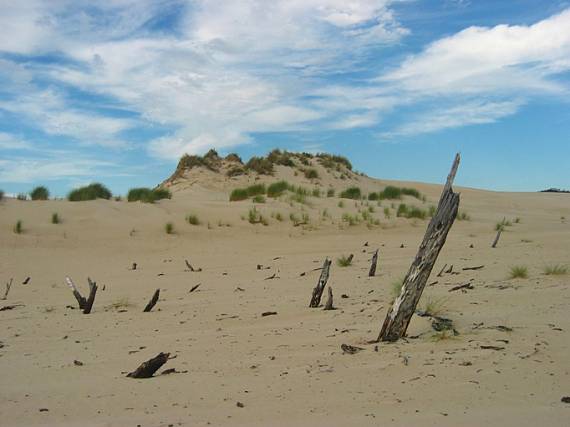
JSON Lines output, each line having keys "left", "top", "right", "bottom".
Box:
{"left": 543, "top": 264, "right": 568, "bottom": 275}
{"left": 509, "top": 265, "right": 528, "bottom": 279}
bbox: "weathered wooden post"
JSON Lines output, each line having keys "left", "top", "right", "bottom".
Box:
{"left": 376, "top": 154, "right": 461, "bottom": 342}
{"left": 83, "top": 277, "right": 98, "bottom": 314}
{"left": 368, "top": 250, "right": 379, "bottom": 277}
{"left": 309, "top": 258, "right": 332, "bottom": 307}
{"left": 491, "top": 227, "right": 502, "bottom": 248}
{"left": 143, "top": 289, "right": 160, "bottom": 312}
{"left": 324, "top": 287, "right": 334, "bottom": 310}
{"left": 66, "top": 276, "right": 87, "bottom": 309}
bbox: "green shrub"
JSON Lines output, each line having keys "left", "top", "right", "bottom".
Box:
{"left": 274, "top": 212, "right": 283, "bottom": 222}
{"left": 368, "top": 192, "right": 379, "bottom": 201}
{"left": 127, "top": 187, "right": 171, "bottom": 203}
{"left": 326, "top": 188, "right": 335, "bottom": 197}
{"left": 339, "top": 187, "right": 361, "bottom": 199}
{"left": 252, "top": 195, "right": 266, "bottom": 203}
{"left": 248, "top": 206, "right": 267, "bottom": 225}
{"left": 407, "top": 207, "right": 427, "bottom": 219}
{"left": 246, "top": 184, "right": 266, "bottom": 197}
{"left": 401, "top": 187, "right": 421, "bottom": 199}
{"left": 165, "top": 222, "right": 174, "bottom": 234}
{"left": 267, "top": 149, "right": 295, "bottom": 167}
{"left": 304, "top": 168, "right": 319, "bottom": 179}
{"left": 245, "top": 156, "right": 274, "bottom": 175}
{"left": 337, "top": 254, "right": 353, "bottom": 267}
{"left": 342, "top": 213, "right": 359, "bottom": 226}
{"left": 543, "top": 264, "right": 568, "bottom": 275}
{"left": 230, "top": 188, "right": 249, "bottom": 201}
{"left": 380, "top": 186, "right": 401, "bottom": 199}
{"left": 267, "top": 181, "right": 289, "bottom": 198}
{"left": 428, "top": 205, "right": 437, "bottom": 217}
{"left": 311, "top": 188, "right": 321, "bottom": 197}
{"left": 30, "top": 186, "right": 49, "bottom": 200}
{"left": 383, "top": 207, "right": 391, "bottom": 218}
{"left": 51, "top": 213, "right": 60, "bottom": 224}
{"left": 186, "top": 214, "right": 200, "bottom": 225}
{"left": 509, "top": 265, "right": 528, "bottom": 279}
{"left": 17, "top": 193, "right": 27, "bottom": 201}
{"left": 397, "top": 203, "right": 408, "bottom": 217}
{"left": 68, "top": 183, "right": 112, "bottom": 201}
{"left": 13, "top": 220, "right": 23, "bottom": 234}
{"left": 338, "top": 200, "right": 345, "bottom": 208}
{"left": 226, "top": 166, "right": 246, "bottom": 177}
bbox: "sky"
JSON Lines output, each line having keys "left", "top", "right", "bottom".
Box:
{"left": 0, "top": 0, "right": 569, "bottom": 196}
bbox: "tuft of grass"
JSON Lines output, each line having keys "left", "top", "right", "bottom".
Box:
{"left": 341, "top": 213, "right": 360, "bottom": 226}
{"left": 230, "top": 184, "right": 266, "bottom": 201}
{"left": 304, "top": 168, "right": 319, "bottom": 179}
{"left": 457, "top": 211, "right": 471, "bottom": 221}
{"left": 336, "top": 254, "right": 353, "bottom": 267}
{"left": 383, "top": 207, "right": 391, "bottom": 219}
{"left": 267, "top": 181, "right": 288, "bottom": 198}
{"left": 127, "top": 187, "right": 171, "bottom": 203}
{"left": 248, "top": 206, "right": 267, "bottom": 225}
{"left": 338, "top": 200, "right": 345, "bottom": 208}
{"left": 68, "top": 183, "right": 112, "bottom": 201}
{"left": 165, "top": 222, "right": 174, "bottom": 234}
{"left": 186, "top": 214, "right": 200, "bottom": 225}
{"left": 339, "top": 186, "right": 362, "bottom": 200}
{"left": 13, "top": 220, "right": 23, "bottom": 234}
{"left": 509, "top": 265, "right": 528, "bottom": 279}
{"left": 390, "top": 278, "right": 403, "bottom": 301}
{"left": 543, "top": 264, "right": 568, "bottom": 275}
{"left": 252, "top": 195, "right": 266, "bottom": 203}
{"left": 326, "top": 188, "right": 335, "bottom": 197}
{"left": 274, "top": 212, "right": 284, "bottom": 222}
{"left": 496, "top": 218, "right": 512, "bottom": 230}
{"left": 311, "top": 188, "right": 321, "bottom": 198}
{"left": 430, "top": 330, "right": 457, "bottom": 342}
{"left": 30, "top": 186, "right": 49, "bottom": 200}
{"left": 106, "top": 297, "right": 135, "bottom": 311}
{"left": 230, "top": 188, "right": 249, "bottom": 201}
{"left": 51, "top": 213, "right": 60, "bottom": 224}
{"left": 245, "top": 156, "right": 274, "bottom": 175}
{"left": 421, "top": 297, "right": 448, "bottom": 317}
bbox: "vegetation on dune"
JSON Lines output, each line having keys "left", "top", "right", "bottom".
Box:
{"left": 165, "top": 222, "right": 174, "bottom": 234}
{"left": 229, "top": 188, "right": 249, "bottom": 201}
{"left": 51, "top": 213, "right": 60, "bottom": 224}
{"left": 252, "top": 195, "right": 266, "bottom": 203}
{"left": 17, "top": 193, "right": 27, "bottom": 200}
{"left": 230, "top": 184, "right": 266, "bottom": 201}
{"left": 304, "top": 168, "right": 319, "bottom": 179}
{"left": 267, "top": 149, "right": 295, "bottom": 167}
{"left": 224, "top": 153, "right": 243, "bottom": 163}
{"left": 248, "top": 206, "right": 268, "bottom": 225}
{"left": 13, "top": 220, "right": 23, "bottom": 234}
{"left": 315, "top": 153, "right": 352, "bottom": 171}
{"left": 68, "top": 183, "right": 112, "bottom": 201}
{"left": 186, "top": 214, "right": 200, "bottom": 225}
{"left": 457, "top": 210, "right": 471, "bottom": 221}
{"left": 421, "top": 297, "right": 448, "bottom": 317}
{"left": 543, "top": 264, "right": 568, "bottom": 275}
{"left": 127, "top": 187, "right": 171, "bottom": 203}
{"left": 509, "top": 265, "right": 528, "bottom": 279}
{"left": 30, "top": 186, "right": 49, "bottom": 200}
{"left": 369, "top": 186, "right": 422, "bottom": 202}
{"left": 0, "top": 190, "right": 3, "bottom": 200}
{"left": 245, "top": 156, "right": 274, "bottom": 175}
{"left": 267, "top": 181, "right": 289, "bottom": 198}
{"left": 326, "top": 188, "right": 335, "bottom": 197}
{"left": 336, "top": 254, "right": 353, "bottom": 267}
{"left": 339, "top": 186, "right": 362, "bottom": 200}
{"left": 397, "top": 203, "right": 427, "bottom": 219}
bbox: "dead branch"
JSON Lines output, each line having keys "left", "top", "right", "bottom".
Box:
{"left": 65, "top": 276, "right": 86, "bottom": 309}
{"left": 462, "top": 265, "right": 485, "bottom": 271}
{"left": 83, "top": 277, "right": 98, "bottom": 314}
{"left": 127, "top": 352, "right": 170, "bottom": 378}
{"left": 368, "top": 250, "right": 379, "bottom": 277}
{"left": 1, "top": 278, "right": 13, "bottom": 300}
{"left": 189, "top": 284, "right": 201, "bottom": 293}
{"left": 491, "top": 228, "right": 502, "bottom": 248}
{"left": 143, "top": 289, "right": 160, "bottom": 312}
{"left": 309, "top": 258, "right": 332, "bottom": 308}
{"left": 323, "top": 287, "right": 334, "bottom": 310}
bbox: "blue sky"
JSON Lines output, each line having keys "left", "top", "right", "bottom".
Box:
{"left": 1, "top": 0, "right": 569, "bottom": 196}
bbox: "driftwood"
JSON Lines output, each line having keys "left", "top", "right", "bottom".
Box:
{"left": 1, "top": 278, "right": 13, "bottom": 300}
{"left": 368, "top": 250, "right": 379, "bottom": 277}
{"left": 437, "top": 264, "right": 447, "bottom": 277}
{"left": 185, "top": 259, "right": 202, "bottom": 272}
{"left": 341, "top": 344, "right": 364, "bottom": 354}
{"left": 83, "top": 278, "right": 98, "bottom": 314}
{"left": 491, "top": 228, "right": 502, "bottom": 248}
{"left": 22, "top": 277, "right": 30, "bottom": 285}
{"left": 127, "top": 352, "right": 170, "bottom": 378}
{"left": 1, "top": 303, "right": 24, "bottom": 311}
{"left": 323, "top": 287, "right": 334, "bottom": 310}
{"left": 449, "top": 282, "right": 474, "bottom": 292}
{"left": 377, "top": 154, "right": 461, "bottom": 342}
{"left": 189, "top": 283, "right": 201, "bottom": 293}
{"left": 309, "top": 258, "right": 332, "bottom": 308}
{"left": 65, "top": 276, "right": 87, "bottom": 309}
{"left": 445, "top": 264, "right": 454, "bottom": 274}
{"left": 462, "top": 265, "right": 484, "bottom": 271}
{"left": 143, "top": 289, "right": 160, "bottom": 312}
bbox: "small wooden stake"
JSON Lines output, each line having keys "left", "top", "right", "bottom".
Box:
{"left": 1, "top": 278, "right": 13, "bottom": 300}
{"left": 491, "top": 228, "right": 502, "bottom": 248}
{"left": 324, "top": 287, "right": 334, "bottom": 310}
{"left": 65, "top": 276, "right": 86, "bottom": 309}
{"left": 368, "top": 250, "right": 379, "bottom": 277}
{"left": 143, "top": 289, "right": 160, "bottom": 312}
{"left": 309, "top": 258, "right": 332, "bottom": 308}
{"left": 377, "top": 154, "right": 461, "bottom": 342}
{"left": 127, "top": 352, "right": 169, "bottom": 378}
{"left": 83, "top": 278, "right": 97, "bottom": 314}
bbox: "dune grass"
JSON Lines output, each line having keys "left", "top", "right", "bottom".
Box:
{"left": 68, "top": 183, "right": 112, "bottom": 201}
{"left": 13, "top": 220, "right": 23, "bottom": 234}
{"left": 397, "top": 203, "right": 427, "bottom": 219}
{"left": 267, "top": 181, "right": 288, "bottom": 198}
{"left": 509, "top": 265, "right": 528, "bottom": 279}
{"left": 106, "top": 297, "right": 136, "bottom": 311}
{"left": 30, "top": 186, "right": 49, "bottom": 200}
{"left": 186, "top": 214, "right": 200, "bottom": 225}
{"left": 230, "top": 184, "right": 267, "bottom": 201}
{"left": 336, "top": 254, "right": 353, "bottom": 267}
{"left": 51, "top": 213, "right": 60, "bottom": 224}
{"left": 390, "top": 278, "right": 403, "bottom": 301}
{"left": 304, "top": 168, "right": 319, "bottom": 179}
{"left": 543, "top": 264, "right": 568, "bottom": 275}
{"left": 17, "top": 193, "right": 27, "bottom": 201}
{"left": 127, "top": 187, "right": 171, "bottom": 203}
{"left": 252, "top": 195, "right": 266, "bottom": 203}
{"left": 165, "top": 222, "right": 174, "bottom": 234}
{"left": 339, "top": 186, "right": 361, "bottom": 200}
{"left": 421, "top": 297, "right": 448, "bottom": 317}
{"left": 457, "top": 210, "right": 471, "bottom": 221}
{"left": 248, "top": 206, "right": 268, "bottom": 225}
{"left": 327, "top": 188, "right": 335, "bottom": 197}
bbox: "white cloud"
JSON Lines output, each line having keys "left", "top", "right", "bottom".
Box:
{"left": 0, "top": 133, "right": 33, "bottom": 150}
{"left": 381, "top": 100, "right": 523, "bottom": 137}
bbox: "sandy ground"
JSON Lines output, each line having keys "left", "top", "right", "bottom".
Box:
{"left": 1, "top": 172, "right": 569, "bottom": 426}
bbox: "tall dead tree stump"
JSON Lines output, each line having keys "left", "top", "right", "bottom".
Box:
{"left": 368, "top": 250, "right": 379, "bottom": 277}
{"left": 309, "top": 258, "right": 332, "bottom": 307}
{"left": 377, "top": 154, "right": 461, "bottom": 342}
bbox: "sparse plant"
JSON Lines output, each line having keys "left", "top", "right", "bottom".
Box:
{"left": 513, "top": 217, "right": 521, "bottom": 224}
{"left": 337, "top": 254, "right": 353, "bottom": 267}
{"left": 106, "top": 297, "right": 135, "bottom": 311}
{"left": 230, "top": 188, "right": 248, "bottom": 201}
{"left": 30, "top": 186, "right": 49, "bottom": 200}
{"left": 390, "top": 278, "right": 403, "bottom": 301}
{"left": 421, "top": 297, "right": 448, "bottom": 317}
{"left": 338, "top": 200, "right": 345, "bottom": 208}
{"left": 14, "top": 220, "right": 23, "bottom": 234}
{"left": 509, "top": 265, "right": 528, "bottom": 279}
{"left": 17, "top": 193, "right": 27, "bottom": 200}
{"left": 68, "top": 183, "right": 112, "bottom": 201}
{"left": 311, "top": 188, "right": 321, "bottom": 198}
{"left": 383, "top": 207, "right": 391, "bottom": 219}
{"left": 543, "top": 264, "right": 568, "bottom": 275}
{"left": 428, "top": 205, "right": 437, "bottom": 217}
{"left": 248, "top": 206, "right": 265, "bottom": 224}
{"left": 340, "top": 186, "right": 361, "bottom": 200}
{"left": 275, "top": 212, "right": 283, "bottom": 222}
{"left": 51, "top": 213, "right": 60, "bottom": 224}
{"left": 341, "top": 213, "right": 359, "bottom": 226}
{"left": 327, "top": 188, "right": 335, "bottom": 197}
{"left": 304, "top": 168, "right": 319, "bottom": 179}
{"left": 165, "top": 222, "right": 174, "bottom": 234}
{"left": 397, "top": 203, "right": 408, "bottom": 217}
{"left": 127, "top": 187, "right": 171, "bottom": 203}
{"left": 252, "top": 195, "right": 266, "bottom": 203}
{"left": 267, "top": 181, "right": 288, "bottom": 198}
{"left": 430, "top": 330, "right": 457, "bottom": 342}
{"left": 186, "top": 214, "right": 200, "bottom": 225}
{"left": 457, "top": 211, "right": 470, "bottom": 221}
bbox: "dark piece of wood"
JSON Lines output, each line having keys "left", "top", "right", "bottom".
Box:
{"left": 131, "top": 263, "right": 137, "bottom": 270}
{"left": 449, "top": 282, "right": 474, "bottom": 292}
{"left": 480, "top": 345, "right": 504, "bottom": 351}
{"left": 445, "top": 264, "right": 454, "bottom": 274}
{"left": 189, "top": 283, "right": 200, "bottom": 293}
{"left": 185, "top": 259, "right": 202, "bottom": 272}
{"left": 437, "top": 264, "right": 447, "bottom": 277}
{"left": 462, "top": 265, "right": 484, "bottom": 271}
{"left": 127, "top": 352, "right": 170, "bottom": 378}
{"left": 22, "top": 277, "right": 31, "bottom": 285}
{"left": 491, "top": 228, "right": 502, "bottom": 248}
{"left": 264, "top": 270, "right": 280, "bottom": 280}
{"left": 341, "top": 344, "right": 364, "bottom": 354}
{"left": 377, "top": 154, "right": 461, "bottom": 343}
{"left": 83, "top": 277, "right": 98, "bottom": 314}
{"left": 65, "top": 276, "right": 86, "bottom": 309}
{"left": 1, "top": 278, "right": 13, "bottom": 300}
{"left": 323, "top": 287, "right": 334, "bottom": 310}
{"left": 143, "top": 289, "right": 160, "bottom": 312}
{"left": 1, "top": 303, "right": 24, "bottom": 311}
{"left": 261, "top": 311, "right": 277, "bottom": 317}
{"left": 309, "top": 258, "right": 332, "bottom": 308}
{"left": 347, "top": 254, "right": 354, "bottom": 263}
{"left": 368, "top": 250, "right": 379, "bottom": 277}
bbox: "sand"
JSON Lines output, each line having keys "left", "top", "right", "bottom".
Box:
{"left": 1, "top": 166, "right": 569, "bottom": 426}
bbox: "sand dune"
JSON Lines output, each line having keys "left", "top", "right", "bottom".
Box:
{"left": 1, "top": 155, "right": 569, "bottom": 426}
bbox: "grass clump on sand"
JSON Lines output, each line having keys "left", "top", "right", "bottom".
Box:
{"left": 68, "top": 183, "right": 112, "bottom": 201}
{"left": 51, "top": 213, "right": 60, "bottom": 224}
{"left": 509, "top": 265, "right": 528, "bottom": 279}
{"left": 245, "top": 156, "right": 274, "bottom": 175}
{"left": 106, "top": 297, "right": 136, "bottom": 311}
{"left": 336, "top": 254, "right": 353, "bottom": 267}
{"left": 267, "top": 181, "right": 289, "bottom": 198}
{"left": 327, "top": 188, "right": 335, "bottom": 197}
{"left": 543, "top": 264, "right": 568, "bottom": 275}
{"left": 17, "top": 193, "right": 27, "bottom": 200}
{"left": 397, "top": 203, "right": 427, "bottom": 219}
{"left": 372, "top": 186, "right": 422, "bottom": 201}
{"left": 13, "top": 220, "right": 23, "bottom": 234}
{"left": 127, "top": 187, "right": 171, "bottom": 203}
{"left": 165, "top": 222, "right": 175, "bottom": 234}
{"left": 390, "top": 278, "right": 404, "bottom": 302}
{"left": 186, "top": 214, "right": 200, "bottom": 225}
{"left": 248, "top": 206, "right": 268, "bottom": 225}
{"left": 495, "top": 218, "right": 512, "bottom": 231}
{"left": 252, "top": 195, "right": 266, "bottom": 203}
{"left": 457, "top": 210, "right": 471, "bottom": 221}
{"left": 339, "top": 186, "right": 361, "bottom": 200}
{"left": 230, "top": 188, "right": 249, "bottom": 201}
{"left": 229, "top": 184, "right": 266, "bottom": 201}
{"left": 30, "top": 186, "right": 49, "bottom": 200}
{"left": 342, "top": 213, "right": 360, "bottom": 226}
{"left": 304, "top": 168, "right": 319, "bottom": 179}
{"left": 421, "top": 297, "right": 448, "bottom": 317}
